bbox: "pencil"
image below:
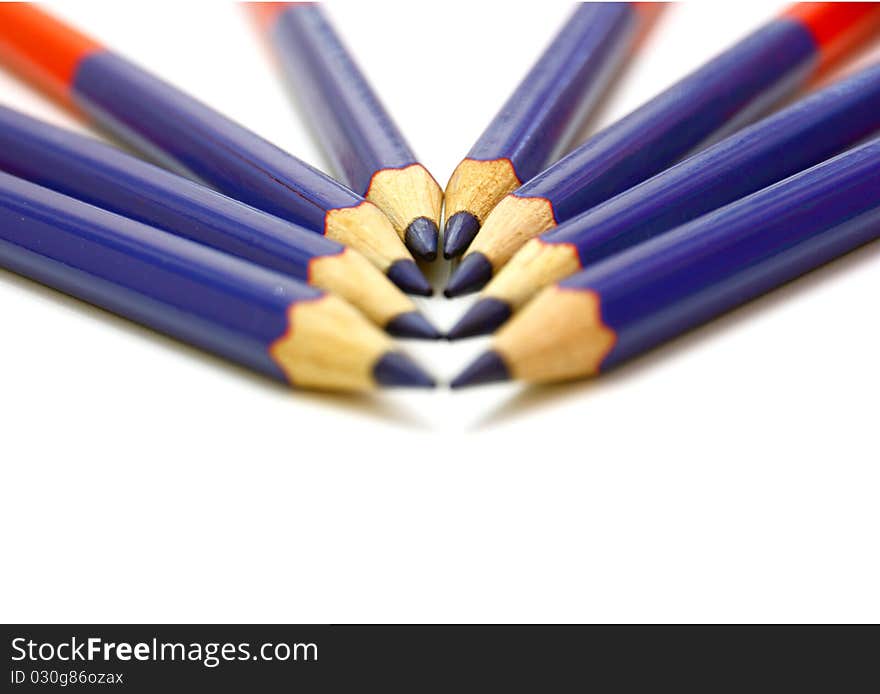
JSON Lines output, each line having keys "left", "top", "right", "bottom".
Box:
{"left": 449, "top": 60, "right": 880, "bottom": 339}
{"left": 0, "top": 171, "right": 435, "bottom": 392}
{"left": 444, "top": 2, "right": 880, "bottom": 296}
{"left": 442, "top": 2, "right": 657, "bottom": 259}
{"left": 0, "top": 3, "right": 433, "bottom": 296}
{"left": 252, "top": 3, "right": 443, "bottom": 262}
{"left": 0, "top": 104, "right": 440, "bottom": 340}
{"left": 452, "top": 137, "right": 880, "bottom": 387}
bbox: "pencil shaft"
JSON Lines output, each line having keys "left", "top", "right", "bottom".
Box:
{"left": 516, "top": 17, "right": 818, "bottom": 221}
{"left": 262, "top": 3, "right": 416, "bottom": 196}
{"left": 573, "top": 139, "right": 880, "bottom": 370}
{"left": 455, "top": 138, "right": 880, "bottom": 386}
{"left": 550, "top": 60, "right": 880, "bottom": 264}
{"left": 441, "top": 3, "right": 648, "bottom": 259}
{"left": 0, "top": 4, "right": 428, "bottom": 284}
{"left": 0, "top": 104, "right": 437, "bottom": 333}
{"left": 452, "top": 59, "right": 880, "bottom": 337}
{"left": 469, "top": 2, "right": 641, "bottom": 182}
{"left": 452, "top": 2, "right": 880, "bottom": 278}
{"left": 0, "top": 171, "right": 429, "bottom": 390}
{"left": 514, "top": 3, "right": 880, "bottom": 220}
{"left": 257, "top": 3, "right": 442, "bottom": 259}
{"left": 0, "top": 171, "right": 315, "bottom": 382}
{"left": 0, "top": 104, "right": 333, "bottom": 279}
{"left": 0, "top": 5, "right": 376, "bottom": 232}
{"left": 71, "top": 51, "right": 356, "bottom": 231}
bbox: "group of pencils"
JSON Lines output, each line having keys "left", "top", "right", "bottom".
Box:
{"left": 0, "top": 3, "right": 878, "bottom": 393}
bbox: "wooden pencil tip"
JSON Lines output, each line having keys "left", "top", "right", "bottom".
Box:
{"left": 447, "top": 298, "right": 512, "bottom": 340}
{"left": 450, "top": 350, "right": 511, "bottom": 389}
{"left": 386, "top": 259, "right": 433, "bottom": 296}
{"left": 373, "top": 351, "right": 436, "bottom": 388}
{"left": 443, "top": 252, "right": 493, "bottom": 297}
{"left": 404, "top": 216, "right": 439, "bottom": 261}
{"left": 386, "top": 311, "right": 444, "bottom": 340}
{"left": 443, "top": 211, "right": 481, "bottom": 259}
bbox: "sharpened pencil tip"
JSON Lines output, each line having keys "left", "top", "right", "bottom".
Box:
{"left": 443, "top": 252, "right": 493, "bottom": 297}
{"left": 386, "top": 259, "right": 433, "bottom": 296}
{"left": 373, "top": 351, "right": 436, "bottom": 388}
{"left": 443, "top": 211, "right": 480, "bottom": 259}
{"left": 386, "top": 311, "right": 443, "bottom": 340}
{"left": 404, "top": 217, "right": 439, "bottom": 261}
{"left": 451, "top": 350, "right": 510, "bottom": 389}
{"left": 447, "top": 298, "right": 512, "bottom": 340}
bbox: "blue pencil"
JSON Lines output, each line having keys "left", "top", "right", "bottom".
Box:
{"left": 255, "top": 3, "right": 443, "bottom": 261}
{"left": 442, "top": 2, "right": 655, "bottom": 259}
{"left": 0, "top": 3, "right": 433, "bottom": 295}
{"left": 452, "top": 138, "right": 880, "bottom": 387}
{"left": 445, "top": 2, "right": 880, "bottom": 296}
{"left": 450, "top": 60, "right": 880, "bottom": 338}
{"left": 0, "top": 104, "right": 439, "bottom": 340}
{"left": 0, "top": 171, "right": 435, "bottom": 392}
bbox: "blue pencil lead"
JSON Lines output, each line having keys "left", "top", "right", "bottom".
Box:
{"left": 373, "top": 352, "right": 436, "bottom": 388}
{"left": 444, "top": 253, "right": 493, "bottom": 297}
{"left": 443, "top": 211, "right": 481, "bottom": 259}
{"left": 447, "top": 298, "right": 511, "bottom": 340}
{"left": 451, "top": 351, "right": 511, "bottom": 389}
{"left": 386, "top": 311, "right": 443, "bottom": 340}
{"left": 387, "top": 259, "right": 433, "bottom": 296}
{"left": 405, "top": 217, "right": 439, "bottom": 262}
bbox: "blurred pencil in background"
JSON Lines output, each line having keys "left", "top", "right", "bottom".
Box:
{"left": 442, "top": 2, "right": 660, "bottom": 259}
{"left": 452, "top": 138, "right": 880, "bottom": 387}
{"left": 0, "top": 105, "right": 440, "bottom": 339}
{"left": 252, "top": 3, "right": 443, "bottom": 261}
{"left": 449, "top": 60, "right": 880, "bottom": 339}
{"left": 0, "top": 2, "right": 433, "bottom": 295}
{"left": 445, "top": 2, "right": 880, "bottom": 297}
{"left": 0, "top": 172, "right": 435, "bottom": 392}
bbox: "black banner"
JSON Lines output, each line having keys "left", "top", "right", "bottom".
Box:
{"left": 2, "top": 625, "right": 877, "bottom": 691}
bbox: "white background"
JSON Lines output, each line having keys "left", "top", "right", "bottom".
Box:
{"left": 1, "top": 1, "right": 878, "bottom": 623}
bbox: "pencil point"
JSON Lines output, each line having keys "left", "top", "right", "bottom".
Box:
{"left": 443, "top": 253, "right": 492, "bottom": 297}
{"left": 386, "top": 311, "right": 443, "bottom": 340}
{"left": 404, "top": 217, "right": 439, "bottom": 261}
{"left": 443, "top": 211, "right": 480, "bottom": 259}
{"left": 447, "top": 298, "right": 511, "bottom": 340}
{"left": 450, "top": 350, "right": 510, "bottom": 389}
{"left": 386, "top": 259, "right": 433, "bottom": 296}
{"left": 373, "top": 351, "right": 436, "bottom": 388}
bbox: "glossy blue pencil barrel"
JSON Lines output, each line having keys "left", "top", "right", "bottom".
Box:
{"left": 0, "top": 172, "right": 434, "bottom": 392}
{"left": 0, "top": 4, "right": 432, "bottom": 295}
{"left": 0, "top": 105, "right": 439, "bottom": 339}
{"left": 446, "top": 2, "right": 880, "bottom": 296}
{"left": 442, "top": 2, "right": 651, "bottom": 258}
{"left": 450, "top": 60, "right": 880, "bottom": 338}
{"left": 256, "top": 3, "right": 443, "bottom": 260}
{"left": 453, "top": 138, "right": 880, "bottom": 387}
